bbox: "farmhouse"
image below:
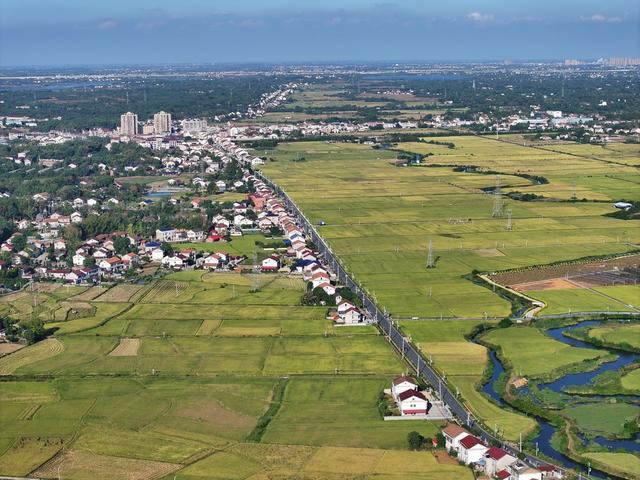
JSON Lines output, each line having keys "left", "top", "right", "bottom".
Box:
{"left": 261, "top": 256, "right": 279, "bottom": 271}
{"left": 482, "top": 447, "right": 517, "bottom": 477}
{"left": 508, "top": 461, "right": 542, "bottom": 480}
{"left": 391, "top": 375, "right": 419, "bottom": 401}
{"left": 397, "top": 389, "right": 429, "bottom": 416}
{"left": 442, "top": 424, "right": 470, "bottom": 452}
{"left": 457, "top": 435, "right": 488, "bottom": 465}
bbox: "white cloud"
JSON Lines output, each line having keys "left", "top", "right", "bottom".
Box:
{"left": 97, "top": 19, "right": 118, "bottom": 30}
{"left": 582, "top": 13, "right": 622, "bottom": 23}
{"left": 466, "top": 12, "right": 495, "bottom": 23}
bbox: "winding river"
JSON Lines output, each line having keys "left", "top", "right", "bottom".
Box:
{"left": 482, "top": 320, "right": 640, "bottom": 479}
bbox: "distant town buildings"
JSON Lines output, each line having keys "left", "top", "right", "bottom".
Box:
{"left": 182, "top": 118, "right": 208, "bottom": 133}
{"left": 120, "top": 112, "right": 138, "bottom": 136}
{"left": 153, "top": 111, "right": 172, "bottom": 134}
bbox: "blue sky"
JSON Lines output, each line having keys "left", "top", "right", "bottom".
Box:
{"left": 1, "top": 0, "right": 638, "bottom": 65}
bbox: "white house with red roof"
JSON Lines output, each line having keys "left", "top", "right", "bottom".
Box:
{"left": 482, "top": 446, "right": 517, "bottom": 477}
{"left": 508, "top": 461, "right": 542, "bottom": 480}
{"left": 397, "top": 389, "right": 429, "bottom": 416}
{"left": 98, "top": 256, "right": 123, "bottom": 272}
{"left": 391, "top": 376, "right": 419, "bottom": 401}
{"left": 442, "top": 424, "right": 470, "bottom": 452}
{"left": 457, "top": 434, "right": 488, "bottom": 465}
{"left": 261, "top": 255, "right": 279, "bottom": 271}
{"left": 339, "top": 306, "right": 362, "bottom": 324}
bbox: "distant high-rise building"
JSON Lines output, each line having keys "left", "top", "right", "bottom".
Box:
{"left": 598, "top": 57, "right": 640, "bottom": 66}
{"left": 182, "top": 118, "right": 208, "bottom": 132}
{"left": 153, "top": 111, "right": 172, "bottom": 134}
{"left": 120, "top": 112, "right": 138, "bottom": 136}
{"left": 142, "top": 124, "right": 155, "bottom": 135}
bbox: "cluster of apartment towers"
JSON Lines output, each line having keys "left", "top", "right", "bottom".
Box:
{"left": 119, "top": 111, "right": 172, "bottom": 137}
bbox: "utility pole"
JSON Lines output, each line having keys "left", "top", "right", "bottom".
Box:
{"left": 571, "top": 178, "right": 577, "bottom": 201}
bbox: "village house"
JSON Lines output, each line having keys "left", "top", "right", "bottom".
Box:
{"left": 443, "top": 424, "right": 470, "bottom": 452}
{"left": 261, "top": 255, "right": 279, "bottom": 272}
{"left": 98, "top": 256, "right": 123, "bottom": 273}
{"left": 397, "top": 389, "right": 430, "bottom": 416}
{"left": 162, "top": 255, "right": 184, "bottom": 269}
{"left": 457, "top": 435, "right": 489, "bottom": 465}
{"left": 391, "top": 376, "right": 420, "bottom": 401}
{"left": 151, "top": 248, "right": 165, "bottom": 262}
{"left": 507, "top": 461, "right": 542, "bottom": 480}
{"left": 481, "top": 447, "right": 517, "bottom": 477}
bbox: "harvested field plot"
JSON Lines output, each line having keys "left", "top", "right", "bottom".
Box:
{"left": 109, "top": 338, "right": 140, "bottom": 356}
{"left": 69, "top": 286, "right": 108, "bottom": 301}
{"left": 33, "top": 450, "right": 181, "bottom": 480}
{"left": 94, "top": 284, "right": 145, "bottom": 302}
{"left": 0, "top": 338, "right": 64, "bottom": 375}
{"left": 511, "top": 278, "right": 579, "bottom": 291}
{"left": 0, "top": 343, "right": 24, "bottom": 356}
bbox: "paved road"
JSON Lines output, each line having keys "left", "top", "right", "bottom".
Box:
{"left": 256, "top": 171, "right": 574, "bottom": 476}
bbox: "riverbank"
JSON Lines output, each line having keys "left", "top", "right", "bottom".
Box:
{"left": 478, "top": 319, "right": 640, "bottom": 479}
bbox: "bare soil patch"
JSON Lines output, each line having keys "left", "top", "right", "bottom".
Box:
{"left": 512, "top": 278, "right": 579, "bottom": 292}
{"left": 108, "top": 338, "right": 140, "bottom": 357}
{"left": 434, "top": 449, "right": 459, "bottom": 465}
{"left": 0, "top": 343, "right": 25, "bottom": 356}
{"left": 491, "top": 255, "right": 640, "bottom": 286}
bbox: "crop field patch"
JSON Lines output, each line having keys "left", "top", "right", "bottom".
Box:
{"left": 69, "top": 286, "right": 108, "bottom": 301}
{"left": 109, "top": 338, "right": 140, "bottom": 356}
{"left": 94, "top": 284, "right": 145, "bottom": 303}
{"left": 474, "top": 248, "right": 505, "bottom": 257}
{"left": 174, "top": 399, "right": 255, "bottom": 430}
{"left": 0, "top": 437, "right": 65, "bottom": 476}
{"left": 0, "top": 338, "right": 64, "bottom": 375}
{"left": 195, "top": 319, "right": 222, "bottom": 335}
{"left": 33, "top": 450, "right": 181, "bottom": 480}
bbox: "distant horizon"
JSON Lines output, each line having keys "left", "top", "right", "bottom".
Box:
{"left": 1, "top": 57, "right": 638, "bottom": 70}
{"left": 1, "top": 0, "right": 637, "bottom": 66}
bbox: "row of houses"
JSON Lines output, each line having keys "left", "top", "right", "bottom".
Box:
{"left": 247, "top": 175, "right": 368, "bottom": 324}
{"left": 442, "top": 424, "right": 561, "bottom": 480}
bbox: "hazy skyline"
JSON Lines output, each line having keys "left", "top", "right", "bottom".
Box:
{"left": 1, "top": 0, "right": 638, "bottom": 66}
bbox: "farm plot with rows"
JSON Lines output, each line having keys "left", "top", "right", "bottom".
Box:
{"left": 0, "top": 272, "right": 448, "bottom": 479}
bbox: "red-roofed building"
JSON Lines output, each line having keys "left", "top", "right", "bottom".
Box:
{"left": 397, "top": 389, "right": 430, "bottom": 416}
{"left": 483, "top": 446, "right": 517, "bottom": 476}
{"left": 496, "top": 470, "right": 511, "bottom": 480}
{"left": 442, "top": 424, "right": 470, "bottom": 452}
{"left": 458, "top": 434, "right": 488, "bottom": 465}
{"left": 391, "top": 376, "right": 419, "bottom": 401}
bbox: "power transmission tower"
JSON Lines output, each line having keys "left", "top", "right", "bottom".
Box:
{"left": 426, "top": 239, "right": 435, "bottom": 269}
{"left": 507, "top": 209, "right": 513, "bottom": 231}
{"left": 492, "top": 176, "right": 504, "bottom": 218}
{"left": 571, "top": 179, "right": 577, "bottom": 201}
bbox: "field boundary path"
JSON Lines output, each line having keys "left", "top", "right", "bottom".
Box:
{"left": 255, "top": 170, "right": 579, "bottom": 477}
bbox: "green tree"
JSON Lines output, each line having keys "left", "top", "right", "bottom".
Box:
{"left": 407, "top": 431, "right": 424, "bottom": 450}
{"left": 113, "top": 236, "right": 132, "bottom": 255}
